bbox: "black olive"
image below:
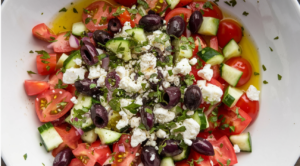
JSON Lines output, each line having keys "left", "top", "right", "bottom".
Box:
{"left": 184, "top": 85, "right": 202, "bottom": 110}
{"left": 93, "top": 30, "right": 112, "bottom": 48}
{"left": 189, "top": 11, "right": 203, "bottom": 34}
{"left": 139, "top": 14, "right": 164, "bottom": 32}
{"left": 166, "top": 16, "right": 185, "bottom": 37}
{"left": 108, "top": 18, "right": 122, "bottom": 33}
{"left": 90, "top": 104, "right": 108, "bottom": 128}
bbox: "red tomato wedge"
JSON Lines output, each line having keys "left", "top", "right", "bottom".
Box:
{"left": 24, "top": 80, "right": 49, "bottom": 96}
{"left": 36, "top": 53, "right": 57, "bottom": 75}
{"left": 52, "top": 142, "right": 68, "bottom": 157}
{"left": 115, "top": 0, "right": 137, "bottom": 7}
{"left": 54, "top": 123, "right": 81, "bottom": 150}
{"left": 210, "top": 136, "right": 238, "bottom": 165}
{"left": 217, "top": 19, "right": 242, "bottom": 48}
{"left": 69, "top": 158, "right": 85, "bottom": 166}
{"left": 112, "top": 134, "right": 141, "bottom": 166}
{"left": 218, "top": 106, "right": 252, "bottom": 136}
{"left": 188, "top": 1, "right": 223, "bottom": 20}
{"left": 165, "top": 8, "right": 192, "bottom": 23}
{"left": 32, "top": 23, "right": 57, "bottom": 42}
{"left": 236, "top": 93, "right": 259, "bottom": 122}
{"left": 176, "top": 0, "right": 193, "bottom": 8}
{"left": 35, "top": 89, "right": 73, "bottom": 122}
{"left": 48, "top": 71, "right": 66, "bottom": 89}
{"left": 210, "top": 36, "right": 219, "bottom": 51}
{"left": 225, "top": 57, "right": 252, "bottom": 87}
{"left": 117, "top": 7, "right": 136, "bottom": 27}
{"left": 190, "top": 149, "right": 219, "bottom": 166}
{"left": 82, "top": 1, "right": 117, "bottom": 32}
{"left": 90, "top": 140, "right": 112, "bottom": 165}
{"left": 52, "top": 32, "right": 77, "bottom": 53}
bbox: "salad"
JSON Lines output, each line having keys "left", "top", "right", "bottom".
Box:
{"left": 24, "top": 0, "right": 261, "bottom": 165}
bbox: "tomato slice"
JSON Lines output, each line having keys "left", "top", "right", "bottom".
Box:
{"left": 210, "top": 136, "right": 238, "bottom": 165}
{"left": 90, "top": 141, "right": 112, "bottom": 165}
{"left": 218, "top": 106, "right": 252, "bottom": 136}
{"left": 210, "top": 36, "right": 219, "bottom": 51}
{"left": 82, "top": 1, "right": 117, "bottom": 32}
{"left": 112, "top": 134, "right": 141, "bottom": 166}
{"left": 52, "top": 142, "right": 68, "bottom": 157}
{"left": 54, "top": 123, "right": 81, "bottom": 150}
{"left": 117, "top": 7, "right": 135, "bottom": 27}
{"left": 192, "top": 34, "right": 207, "bottom": 58}
{"left": 52, "top": 32, "right": 77, "bottom": 53}
{"left": 164, "top": 8, "right": 192, "bottom": 23}
{"left": 225, "top": 57, "right": 252, "bottom": 87}
{"left": 236, "top": 93, "right": 259, "bottom": 122}
{"left": 36, "top": 53, "right": 57, "bottom": 75}
{"left": 32, "top": 23, "right": 57, "bottom": 42}
{"left": 176, "top": 0, "right": 193, "bottom": 8}
{"left": 48, "top": 71, "right": 65, "bottom": 89}
{"left": 217, "top": 19, "right": 242, "bottom": 48}
{"left": 35, "top": 89, "right": 74, "bottom": 122}
{"left": 188, "top": 1, "right": 223, "bottom": 20}
{"left": 69, "top": 158, "right": 85, "bottom": 166}
{"left": 114, "top": 0, "right": 137, "bottom": 7}
{"left": 24, "top": 80, "right": 49, "bottom": 96}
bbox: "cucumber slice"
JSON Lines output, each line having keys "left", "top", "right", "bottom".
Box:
{"left": 229, "top": 132, "right": 252, "bottom": 152}
{"left": 74, "top": 94, "right": 92, "bottom": 110}
{"left": 95, "top": 128, "right": 122, "bottom": 145}
{"left": 198, "top": 17, "right": 220, "bottom": 36}
{"left": 81, "top": 118, "right": 96, "bottom": 132}
{"left": 63, "top": 50, "right": 82, "bottom": 69}
{"left": 192, "top": 109, "right": 209, "bottom": 130}
{"left": 81, "top": 129, "right": 98, "bottom": 144}
{"left": 166, "top": 0, "right": 180, "bottom": 9}
{"left": 223, "top": 39, "right": 242, "bottom": 59}
{"left": 125, "top": 28, "right": 147, "bottom": 43}
{"left": 222, "top": 86, "right": 243, "bottom": 108}
{"left": 56, "top": 53, "right": 69, "bottom": 69}
{"left": 198, "top": 47, "right": 224, "bottom": 65}
{"left": 161, "top": 157, "right": 175, "bottom": 166}
{"left": 220, "top": 63, "right": 243, "bottom": 86}
{"left": 72, "top": 22, "right": 87, "bottom": 36}
{"left": 172, "top": 147, "right": 190, "bottom": 162}
{"left": 38, "top": 122, "right": 63, "bottom": 152}
{"left": 172, "top": 38, "right": 193, "bottom": 63}
{"left": 106, "top": 37, "right": 131, "bottom": 62}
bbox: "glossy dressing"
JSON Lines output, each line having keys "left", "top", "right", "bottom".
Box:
{"left": 50, "top": 0, "right": 260, "bottom": 91}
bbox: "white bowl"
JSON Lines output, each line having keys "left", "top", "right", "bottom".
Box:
{"left": 2, "top": 0, "right": 300, "bottom": 165}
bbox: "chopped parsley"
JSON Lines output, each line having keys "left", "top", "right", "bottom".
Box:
{"left": 262, "top": 65, "right": 266, "bottom": 71}
{"left": 123, "top": 102, "right": 141, "bottom": 114}
{"left": 220, "top": 143, "right": 223, "bottom": 148}
{"left": 103, "top": 3, "right": 107, "bottom": 12}
{"left": 217, "top": 159, "right": 224, "bottom": 166}
{"left": 269, "top": 47, "right": 273, "bottom": 52}
{"left": 243, "top": 11, "right": 249, "bottom": 16}
{"left": 85, "top": 17, "right": 92, "bottom": 24}
{"left": 196, "top": 59, "right": 203, "bottom": 69}
{"left": 227, "top": 159, "right": 231, "bottom": 165}
{"left": 274, "top": 36, "right": 279, "bottom": 40}
{"left": 203, "top": 1, "right": 213, "bottom": 9}
{"left": 254, "top": 72, "right": 260, "bottom": 76}
{"left": 59, "top": 7, "right": 67, "bottom": 12}
{"left": 224, "top": 0, "right": 237, "bottom": 7}
{"left": 29, "top": 50, "right": 34, "bottom": 53}
{"left": 112, "top": 7, "right": 125, "bottom": 17}
{"left": 168, "top": 70, "right": 173, "bottom": 76}
{"left": 36, "top": 50, "right": 50, "bottom": 59}
{"left": 23, "top": 153, "right": 27, "bottom": 160}
{"left": 108, "top": 98, "right": 121, "bottom": 112}
{"left": 195, "top": 3, "right": 200, "bottom": 8}
{"left": 90, "top": 83, "right": 97, "bottom": 89}
{"left": 73, "top": 8, "right": 78, "bottom": 13}
{"left": 235, "top": 108, "right": 245, "bottom": 121}
{"left": 184, "top": 74, "right": 195, "bottom": 86}
{"left": 137, "top": 0, "right": 149, "bottom": 9}
{"left": 145, "top": 108, "right": 153, "bottom": 114}
{"left": 278, "top": 74, "right": 282, "bottom": 80}
{"left": 229, "top": 126, "right": 235, "bottom": 132}
{"left": 158, "top": 142, "right": 167, "bottom": 154}
{"left": 172, "top": 126, "right": 186, "bottom": 133}
{"left": 138, "top": 123, "right": 147, "bottom": 130}
{"left": 27, "top": 71, "right": 36, "bottom": 74}
{"left": 55, "top": 79, "right": 68, "bottom": 89}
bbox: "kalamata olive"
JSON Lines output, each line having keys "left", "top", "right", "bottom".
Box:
{"left": 167, "top": 16, "right": 185, "bottom": 37}
{"left": 93, "top": 30, "right": 112, "bottom": 48}
{"left": 149, "top": 70, "right": 164, "bottom": 91}
{"left": 160, "top": 87, "right": 181, "bottom": 109}
{"left": 148, "top": 10, "right": 157, "bottom": 15}
{"left": 105, "top": 71, "right": 120, "bottom": 90}
{"left": 139, "top": 14, "right": 164, "bottom": 32}
{"left": 150, "top": 47, "right": 163, "bottom": 57}
{"left": 184, "top": 85, "right": 202, "bottom": 110}
{"left": 160, "top": 140, "right": 183, "bottom": 157}
{"left": 191, "top": 137, "right": 215, "bottom": 156}
{"left": 74, "top": 78, "right": 102, "bottom": 96}
{"left": 91, "top": 104, "right": 108, "bottom": 128}
{"left": 53, "top": 148, "right": 73, "bottom": 166}
{"left": 141, "top": 146, "right": 161, "bottom": 166}
{"left": 80, "top": 41, "right": 99, "bottom": 66}
{"left": 108, "top": 18, "right": 122, "bottom": 33}
{"left": 189, "top": 11, "right": 203, "bottom": 34}
{"left": 140, "top": 106, "right": 154, "bottom": 130}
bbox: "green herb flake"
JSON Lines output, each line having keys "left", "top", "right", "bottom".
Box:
{"left": 220, "top": 143, "right": 223, "bottom": 148}
{"left": 229, "top": 126, "right": 235, "bottom": 132}
{"left": 98, "top": 54, "right": 107, "bottom": 60}
{"left": 184, "top": 74, "right": 195, "bottom": 86}
{"left": 103, "top": 3, "right": 107, "bottom": 12}
{"left": 168, "top": 70, "right": 173, "bottom": 76}
{"left": 217, "top": 159, "right": 224, "bottom": 166}
{"left": 158, "top": 142, "right": 167, "bottom": 154}
{"left": 145, "top": 108, "right": 153, "bottom": 114}
{"left": 196, "top": 156, "right": 204, "bottom": 164}
{"left": 262, "top": 65, "right": 266, "bottom": 71}
{"left": 109, "top": 7, "right": 112, "bottom": 14}
{"left": 159, "top": 4, "right": 170, "bottom": 16}
{"left": 125, "top": 139, "right": 129, "bottom": 143}
{"left": 59, "top": 7, "right": 67, "bottom": 12}
{"left": 40, "top": 143, "right": 43, "bottom": 146}
{"left": 243, "top": 11, "right": 249, "bottom": 16}
{"left": 137, "top": 0, "right": 149, "bottom": 9}
{"left": 141, "top": 83, "right": 146, "bottom": 90}
{"left": 23, "top": 153, "right": 27, "bottom": 160}
{"left": 36, "top": 50, "right": 50, "bottom": 59}
{"left": 195, "top": 3, "right": 200, "bottom": 8}
{"left": 109, "top": 98, "right": 121, "bottom": 112}
{"left": 90, "top": 83, "right": 97, "bottom": 89}
{"left": 112, "top": 7, "right": 125, "bottom": 17}
{"left": 73, "top": 8, "right": 78, "bottom": 13}
{"left": 29, "top": 50, "right": 34, "bottom": 53}
{"left": 200, "top": 9, "right": 204, "bottom": 15}
{"left": 227, "top": 159, "right": 231, "bottom": 165}
{"left": 254, "top": 72, "right": 260, "bottom": 76}
{"left": 278, "top": 74, "right": 282, "bottom": 80}
{"left": 123, "top": 102, "right": 141, "bottom": 114}
{"left": 173, "top": 126, "right": 186, "bottom": 133}
{"left": 27, "top": 71, "right": 36, "bottom": 74}
{"left": 269, "top": 47, "right": 273, "bottom": 52}
{"left": 46, "top": 65, "right": 50, "bottom": 71}
{"left": 85, "top": 17, "right": 92, "bottom": 24}
{"left": 138, "top": 123, "right": 147, "bottom": 130}
{"left": 42, "top": 163, "right": 45, "bottom": 166}
{"left": 55, "top": 79, "right": 68, "bottom": 89}
{"left": 274, "top": 36, "right": 279, "bottom": 40}
{"left": 203, "top": 1, "right": 213, "bottom": 9}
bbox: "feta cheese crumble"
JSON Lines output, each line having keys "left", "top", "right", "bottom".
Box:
{"left": 119, "top": 77, "right": 142, "bottom": 93}
{"left": 156, "top": 129, "right": 167, "bottom": 139}
{"left": 116, "top": 111, "right": 129, "bottom": 130}
{"left": 153, "top": 106, "right": 175, "bottom": 124}
{"left": 70, "top": 97, "right": 78, "bottom": 104}
{"left": 130, "top": 117, "right": 141, "bottom": 128}
{"left": 139, "top": 53, "right": 157, "bottom": 79}
{"left": 197, "top": 64, "right": 213, "bottom": 81}
{"left": 184, "top": 139, "right": 193, "bottom": 146}
{"left": 63, "top": 67, "right": 87, "bottom": 84}
{"left": 73, "top": 58, "right": 82, "bottom": 66}
{"left": 201, "top": 83, "right": 223, "bottom": 104}
{"left": 173, "top": 58, "right": 192, "bottom": 75}
{"left": 233, "top": 144, "right": 241, "bottom": 153}
{"left": 116, "top": 66, "right": 130, "bottom": 79}
{"left": 182, "top": 118, "right": 200, "bottom": 140}
{"left": 88, "top": 64, "right": 107, "bottom": 80}
{"left": 131, "top": 128, "right": 148, "bottom": 147}
{"left": 246, "top": 85, "right": 260, "bottom": 101}
{"left": 150, "top": 154, "right": 155, "bottom": 161}
{"left": 189, "top": 58, "right": 198, "bottom": 65}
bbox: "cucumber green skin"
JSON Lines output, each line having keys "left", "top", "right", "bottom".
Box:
{"left": 63, "top": 50, "right": 82, "bottom": 69}
{"left": 222, "top": 87, "right": 235, "bottom": 107}
{"left": 161, "top": 157, "right": 175, "bottom": 166}
{"left": 166, "top": 0, "right": 180, "bottom": 9}
{"left": 95, "top": 128, "right": 122, "bottom": 145}
{"left": 38, "top": 122, "right": 54, "bottom": 134}
{"left": 230, "top": 132, "right": 252, "bottom": 152}
{"left": 198, "top": 17, "right": 220, "bottom": 36}
{"left": 82, "top": 124, "right": 96, "bottom": 132}
{"left": 198, "top": 47, "right": 223, "bottom": 63}
{"left": 105, "top": 37, "right": 131, "bottom": 62}
{"left": 172, "top": 147, "right": 190, "bottom": 162}
{"left": 192, "top": 109, "right": 208, "bottom": 130}
{"left": 125, "top": 28, "right": 147, "bottom": 43}
{"left": 223, "top": 39, "right": 242, "bottom": 59}
{"left": 219, "top": 63, "right": 242, "bottom": 87}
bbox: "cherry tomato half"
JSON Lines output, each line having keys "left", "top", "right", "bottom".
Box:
{"left": 225, "top": 57, "right": 252, "bottom": 87}
{"left": 188, "top": 1, "right": 223, "bottom": 20}
{"left": 236, "top": 93, "right": 260, "bottom": 122}
{"left": 217, "top": 19, "right": 242, "bottom": 48}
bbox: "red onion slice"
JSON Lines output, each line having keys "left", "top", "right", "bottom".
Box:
{"left": 118, "top": 143, "right": 126, "bottom": 153}
{"left": 47, "top": 43, "right": 54, "bottom": 49}
{"left": 204, "top": 103, "right": 220, "bottom": 116}
{"left": 69, "top": 35, "right": 80, "bottom": 48}
{"left": 87, "top": 32, "right": 93, "bottom": 38}
{"left": 101, "top": 57, "right": 110, "bottom": 71}
{"left": 185, "top": 26, "right": 191, "bottom": 38}
{"left": 81, "top": 37, "right": 91, "bottom": 44}
{"left": 74, "top": 127, "right": 84, "bottom": 135}
{"left": 105, "top": 71, "right": 120, "bottom": 90}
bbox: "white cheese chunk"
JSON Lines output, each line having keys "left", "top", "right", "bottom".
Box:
{"left": 246, "top": 85, "right": 260, "bottom": 101}
{"left": 156, "top": 129, "right": 168, "bottom": 139}
{"left": 130, "top": 117, "right": 141, "bottom": 128}
{"left": 73, "top": 58, "right": 82, "bottom": 66}
{"left": 189, "top": 58, "right": 198, "bottom": 66}
{"left": 88, "top": 64, "right": 107, "bottom": 80}
{"left": 197, "top": 64, "right": 213, "bottom": 81}
{"left": 116, "top": 111, "right": 129, "bottom": 130}
{"left": 234, "top": 144, "right": 241, "bottom": 153}
{"left": 131, "top": 128, "right": 148, "bottom": 147}
{"left": 182, "top": 118, "right": 200, "bottom": 140}
{"left": 153, "top": 106, "right": 175, "bottom": 124}
{"left": 116, "top": 66, "right": 130, "bottom": 79}
{"left": 184, "top": 139, "right": 193, "bottom": 146}
{"left": 201, "top": 83, "right": 223, "bottom": 104}
{"left": 197, "top": 80, "right": 207, "bottom": 89}
{"left": 70, "top": 96, "right": 78, "bottom": 104}
{"left": 63, "top": 67, "right": 87, "bottom": 84}
{"left": 119, "top": 76, "right": 142, "bottom": 93}
{"left": 173, "top": 58, "right": 192, "bottom": 75}
{"left": 139, "top": 53, "right": 157, "bottom": 79}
